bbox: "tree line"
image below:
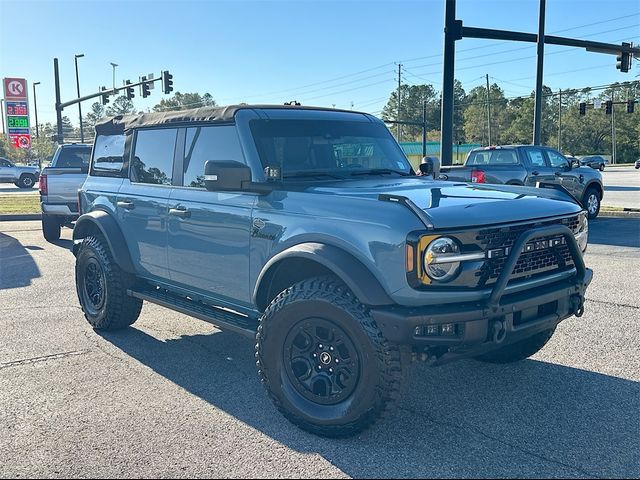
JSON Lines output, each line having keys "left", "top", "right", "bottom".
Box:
{"left": 382, "top": 79, "right": 640, "bottom": 162}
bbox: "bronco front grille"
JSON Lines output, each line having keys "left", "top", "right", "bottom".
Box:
{"left": 476, "top": 215, "right": 579, "bottom": 285}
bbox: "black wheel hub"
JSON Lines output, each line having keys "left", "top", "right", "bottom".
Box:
{"left": 283, "top": 318, "right": 361, "bottom": 406}
{"left": 82, "top": 258, "right": 106, "bottom": 313}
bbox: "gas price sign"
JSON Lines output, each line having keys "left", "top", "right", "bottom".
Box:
{"left": 3, "top": 78, "right": 31, "bottom": 149}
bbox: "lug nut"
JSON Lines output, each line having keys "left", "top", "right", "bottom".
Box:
{"left": 329, "top": 368, "right": 333, "bottom": 373}
{"left": 329, "top": 346, "right": 334, "bottom": 351}
{"left": 319, "top": 344, "right": 323, "bottom": 349}
{"left": 335, "top": 358, "right": 339, "bottom": 363}
{"left": 312, "top": 353, "right": 317, "bottom": 358}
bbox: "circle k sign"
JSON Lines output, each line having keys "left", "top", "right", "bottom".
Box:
{"left": 3, "top": 78, "right": 28, "bottom": 99}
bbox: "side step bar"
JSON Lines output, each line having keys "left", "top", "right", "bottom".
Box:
{"left": 128, "top": 287, "right": 258, "bottom": 338}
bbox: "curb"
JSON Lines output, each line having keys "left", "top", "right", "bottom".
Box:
{"left": 599, "top": 209, "right": 640, "bottom": 218}
{"left": 0, "top": 213, "right": 42, "bottom": 221}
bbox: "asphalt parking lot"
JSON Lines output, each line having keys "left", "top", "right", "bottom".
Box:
{"left": 0, "top": 217, "right": 638, "bottom": 478}
{"left": 601, "top": 166, "right": 640, "bottom": 209}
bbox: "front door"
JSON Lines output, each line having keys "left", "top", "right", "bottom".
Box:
{"left": 117, "top": 127, "right": 179, "bottom": 281}
{"left": 544, "top": 148, "right": 581, "bottom": 199}
{"left": 167, "top": 124, "right": 255, "bottom": 307}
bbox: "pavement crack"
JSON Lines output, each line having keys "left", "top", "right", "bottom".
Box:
{"left": 0, "top": 350, "right": 88, "bottom": 369}
{"left": 397, "top": 405, "right": 604, "bottom": 479}
{"left": 586, "top": 298, "right": 640, "bottom": 310}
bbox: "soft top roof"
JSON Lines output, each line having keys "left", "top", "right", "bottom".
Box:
{"left": 94, "top": 104, "right": 369, "bottom": 136}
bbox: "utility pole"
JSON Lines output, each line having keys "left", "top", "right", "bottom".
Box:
{"left": 397, "top": 63, "right": 403, "bottom": 141}
{"left": 33, "top": 82, "right": 40, "bottom": 139}
{"left": 486, "top": 74, "right": 492, "bottom": 146}
{"left": 439, "top": 0, "right": 457, "bottom": 166}
{"left": 422, "top": 100, "right": 427, "bottom": 157}
{"left": 611, "top": 93, "right": 616, "bottom": 164}
{"left": 558, "top": 88, "right": 562, "bottom": 151}
{"left": 75, "top": 54, "right": 85, "bottom": 142}
{"left": 532, "top": 0, "right": 546, "bottom": 145}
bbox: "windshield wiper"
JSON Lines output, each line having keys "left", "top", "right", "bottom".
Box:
{"left": 348, "top": 168, "right": 412, "bottom": 177}
{"left": 283, "top": 170, "right": 346, "bottom": 180}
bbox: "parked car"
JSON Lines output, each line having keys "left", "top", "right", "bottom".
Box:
{"left": 635, "top": 159, "right": 640, "bottom": 169}
{"left": 39, "top": 143, "right": 92, "bottom": 241}
{"left": 0, "top": 157, "right": 40, "bottom": 188}
{"left": 73, "top": 105, "right": 592, "bottom": 437}
{"left": 439, "top": 145, "right": 604, "bottom": 219}
{"left": 578, "top": 155, "right": 608, "bottom": 171}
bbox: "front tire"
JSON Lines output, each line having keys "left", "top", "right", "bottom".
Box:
{"left": 599, "top": 164, "right": 605, "bottom": 171}
{"left": 583, "top": 187, "right": 601, "bottom": 219}
{"left": 256, "top": 276, "right": 402, "bottom": 437}
{"left": 474, "top": 328, "right": 556, "bottom": 364}
{"left": 17, "top": 174, "right": 36, "bottom": 189}
{"left": 42, "top": 215, "right": 61, "bottom": 242}
{"left": 75, "top": 235, "right": 142, "bottom": 331}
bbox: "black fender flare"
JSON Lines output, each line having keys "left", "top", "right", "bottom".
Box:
{"left": 253, "top": 242, "right": 394, "bottom": 308}
{"left": 583, "top": 181, "right": 603, "bottom": 201}
{"left": 72, "top": 210, "right": 136, "bottom": 273}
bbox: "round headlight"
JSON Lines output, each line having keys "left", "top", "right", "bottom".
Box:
{"left": 575, "top": 213, "right": 589, "bottom": 252}
{"left": 424, "top": 237, "right": 461, "bottom": 282}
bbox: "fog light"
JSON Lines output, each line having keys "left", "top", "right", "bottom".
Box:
{"left": 426, "top": 325, "right": 439, "bottom": 336}
{"left": 441, "top": 323, "right": 456, "bottom": 335}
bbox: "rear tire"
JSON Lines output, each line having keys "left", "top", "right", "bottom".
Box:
{"left": 474, "top": 328, "right": 556, "bottom": 364}
{"left": 256, "top": 276, "right": 403, "bottom": 437}
{"left": 75, "top": 235, "right": 142, "bottom": 331}
{"left": 583, "top": 186, "right": 601, "bottom": 219}
{"left": 42, "top": 215, "right": 61, "bottom": 242}
{"left": 17, "top": 174, "right": 36, "bottom": 189}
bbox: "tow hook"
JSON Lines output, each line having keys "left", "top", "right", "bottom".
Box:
{"left": 492, "top": 320, "right": 507, "bottom": 344}
{"left": 571, "top": 294, "right": 585, "bottom": 318}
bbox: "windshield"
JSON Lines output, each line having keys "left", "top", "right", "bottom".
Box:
{"left": 250, "top": 119, "right": 412, "bottom": 179}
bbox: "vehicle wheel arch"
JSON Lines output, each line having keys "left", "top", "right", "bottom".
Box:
{"left": 583, "top": 181, "right": 603, "bottom": 201}
{"left": 254, "top": 242, "right": 393, "bottom": 312}
{"left": 73, "top": 210, "right": 136, "bottom": 274}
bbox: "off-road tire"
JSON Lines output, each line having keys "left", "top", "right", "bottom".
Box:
{"left": 582, "top": 186, "right": 601, "bottom": 219}
{"left": 256, "top": 276, "right": 402, "bottom": 437}
{"left": 42, "top": 215, "right": 61, "bottom": 242}
{"left": 17, "top": 174, "right": 36, "bottom": 189}
{"left": 75, "top": 235, "right": 142, "bottom": 331}
{"left": 474, "top": 328, "right": 556, "bottom": 364}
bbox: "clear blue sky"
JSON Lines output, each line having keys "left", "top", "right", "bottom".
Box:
{"left": 1, "top": 0, "right": 638, "bottom": 127}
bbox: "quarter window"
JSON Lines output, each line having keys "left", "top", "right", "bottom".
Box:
{"left": 131, "top": 128, "right": 177, "bottom": 185}
{"left": 92, "top": 134, "right": 126, "bottom": 176}
{"left": 182, "top": 125, "right": 244, "bottom": 188}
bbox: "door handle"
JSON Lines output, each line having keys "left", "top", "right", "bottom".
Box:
{"left": 169, "top": 206, "right": 191, "bottom": 218}
{"left": 531, "top": 171, "right": 539, "bottom": 176}
{"left": 117, "top": 200, "right": 135, "bottom": 210}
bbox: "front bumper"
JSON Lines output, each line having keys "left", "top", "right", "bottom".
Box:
{"left": 370, "top": 224, "right": 593, "bottom": 363}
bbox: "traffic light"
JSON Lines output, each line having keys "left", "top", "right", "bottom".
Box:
{"left": 101, "top": 86, "right": 110, "bottom": 105}
{"left": 162, "top": 70, "right": 173, "bottom": 94}
{"left": 605, "top": 100, "right": 613, "bottom": 115}
{"left": 616, "top": 42, "right": 631, "bottom": 73}
{"left": 628, "top": 100, "right": 636, "bottom": 114}
{"left": 579, "top": 102, "right": 586, "bottom": 115}
{"left": 141, "top": 76, "right": 150, "bottom": 98}
{"left": 125, "top": 80, "right": 135, "bottom": 100}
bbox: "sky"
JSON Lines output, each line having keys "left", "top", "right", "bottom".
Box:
{"left": 1, "top": 0, "right": 638, "bottom": 128}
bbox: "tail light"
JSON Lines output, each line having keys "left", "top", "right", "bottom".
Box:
{"left": 39, "top": 173, "right": 48, "bottom": 195}
{"left": 471, "top": 169, "right": 486, "bottom": 183}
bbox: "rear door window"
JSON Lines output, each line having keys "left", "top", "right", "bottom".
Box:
{"left": 131, "top": 128, "right": 178, "bottom": 185}
{"left": 523, "top": 147, "right": 547, "bottom": 167}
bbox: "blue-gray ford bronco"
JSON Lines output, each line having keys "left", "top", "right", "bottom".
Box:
{"left": 73, "top": 105, "right": 592, "bottom": 437}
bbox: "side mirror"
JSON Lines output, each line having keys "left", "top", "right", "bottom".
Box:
{"left": 419, "top": 156, "right": 440, "bottom": 178}
{"left": 204, "top": 160, "right": 251, "bottom": 192}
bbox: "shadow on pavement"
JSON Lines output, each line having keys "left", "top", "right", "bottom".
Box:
{"left": 100, "top": 327, "right": 640, "bottom": 478}
{"left": 588, "top": 217, "right": 640, "bottom": 248}
{"left": 0, "top": 232, "right": 41, "bottom": 289}
{"left": 604, "top": 186, "right": 640, "bottom": 192}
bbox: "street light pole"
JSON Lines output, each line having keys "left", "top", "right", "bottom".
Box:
{"left": 33, "top": 82, "right": 41, "bottom": 139}
{"left": 75, "top": 54, "right": 84, "bottom": 142}
{"left": 110, "top": 62, "right": 118, "bottom": 92}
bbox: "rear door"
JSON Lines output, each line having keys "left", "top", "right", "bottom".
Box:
{"left": 521, "top": 146, "right": 554, "bottom": 187}
{"left": 117, "top": 127, "right": 178, "bottom": 281}
{"left": 167, "top": 124, "right": 256, "bottom": 307}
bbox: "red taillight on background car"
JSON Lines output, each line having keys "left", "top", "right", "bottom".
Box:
{"left": 471, "top": 169, "right": 486, "bottom": 183}
{"left": 39, "top": 173, "right": 48, "bottom": 195}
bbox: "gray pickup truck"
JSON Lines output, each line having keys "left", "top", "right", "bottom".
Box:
{"left": 39, "top": 143, "right": 92, "bottom": 241}
{"left": 439, "top": 145, "right": 604, "bottom": 218}
{"left": 0, "top": 157, "right": 39, "bottom": 188}
{"left": 73, "top": 105, "right": 592, "bottom": 437}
